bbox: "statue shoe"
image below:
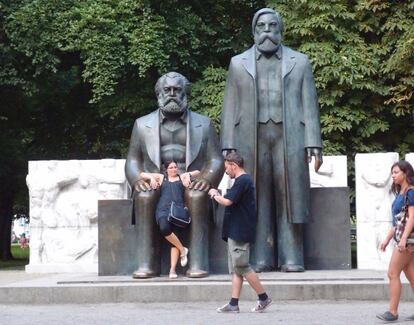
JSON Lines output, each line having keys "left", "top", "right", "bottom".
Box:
{"left": 186, "top": 269, "right": 209, "bottom": 278}
{"left": 132, "top": 269, "right": 156, "bottom": 279}
{"left": 280, "top": 264, "right": 304, "bottom": 272}
{"left": 253, "top": 264, "right": 273, "bottom": 273}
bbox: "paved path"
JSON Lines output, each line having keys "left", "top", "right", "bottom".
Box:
{"left": 1, "top": 300, "right": 414, "bottom": 325}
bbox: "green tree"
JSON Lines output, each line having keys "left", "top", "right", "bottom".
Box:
{"left": 0, "top": 0, "right": 31, "bottom": 259}
{"left": 266, "top": 0, "right": 413, "bottom": 156}
{"left": 356, "top": 0, "right": 414, "bottom": 154}
{"left": 268, "top": 0, "right": 381, "bottom": 155}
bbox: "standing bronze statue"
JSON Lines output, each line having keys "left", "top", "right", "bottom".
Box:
{"left": 221, "top": 8, "right": 323, "bottom": 272}
{"left": 125, "top": 72, "right": 223, "bottom": 278}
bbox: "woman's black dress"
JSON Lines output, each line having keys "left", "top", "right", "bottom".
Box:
{"left": 155, "top": 177, "right": 185, "bottom": 224}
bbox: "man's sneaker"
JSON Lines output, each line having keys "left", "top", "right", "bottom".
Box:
{"left": 376, "top": 311, "right": 398, "bottom": 322}
{"left": 216, "top": 303, "right": 240, "bottom": 313}
{"left": 251, "top": 297, "right": 272, "bottom": 313}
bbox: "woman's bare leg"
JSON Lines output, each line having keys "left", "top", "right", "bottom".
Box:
{"left": 403, "top": 251, "right": 414, "bottom": 294}
{"left": 170, "top": 247, "right": 179, "bottom": 273}
{"left": 388, "top": 248, "right": 412, "bottom": 315}
{"left": 165, "top": 233, "right": 185, "bottom": 255}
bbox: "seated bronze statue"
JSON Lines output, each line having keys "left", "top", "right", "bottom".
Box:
{"left": 125, "top": 72, "right": 224, "bottom": 278}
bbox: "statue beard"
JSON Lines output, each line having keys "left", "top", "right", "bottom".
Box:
{"left": 159, "top": 98, "right": 187, "bottom": 115}
{"left": 255, "top": 32, "right": 281, "bottom": 55}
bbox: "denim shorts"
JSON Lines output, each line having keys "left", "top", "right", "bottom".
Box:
{"left": 227, "top": 238, "right": 253, "bottom": 276}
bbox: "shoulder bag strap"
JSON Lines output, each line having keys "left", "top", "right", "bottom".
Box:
{"left": 402, "top": 189, "right": 412, "bottom": 223}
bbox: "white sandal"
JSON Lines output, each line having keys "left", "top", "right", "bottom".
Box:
{"left": 180, "top": 247, "right": 189, "bottom": 267}
{"left": 169, "top": 271, "right": 178, "bottom": 279}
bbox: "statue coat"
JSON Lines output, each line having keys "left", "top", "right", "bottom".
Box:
{"left": 221, "top": 45, "right": 322, "bottom": 223}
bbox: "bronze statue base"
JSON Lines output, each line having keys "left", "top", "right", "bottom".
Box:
{"left": 132, "top": 269, "right": 157, "bottom": 279}
{"left": 186, "top": 269, "right": 209, "bottom": 278}
{"left": 281, "top": 264, "right": 305, "bottom": 272}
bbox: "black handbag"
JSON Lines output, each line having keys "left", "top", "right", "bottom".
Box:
{"left": 168, "top": 201, "right": 191, "bottom": 228}
{"left": 393, "top": 189, "right": 414, "bottom": 244}
{"left": 167, "top": 178, "right": 191, "bottom": 228}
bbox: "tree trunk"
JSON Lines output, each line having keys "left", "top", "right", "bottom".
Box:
{"left": 0, "top": 191, "right": 14, "bottom": 260}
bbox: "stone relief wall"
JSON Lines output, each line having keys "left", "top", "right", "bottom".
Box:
{"left": 355, "top": 153, "right": 399, "bottom": 270}
{"left": 26, "top": 159, "right": 127, "bottom": 273}
{"left": 26, "top": 153, "right": 414, "bottom": 273}
{"left": 309, "top": 155, "right": 347, "bottom": 188}
{"left": 26, "top": 156, "right": 347, "bottom": 273}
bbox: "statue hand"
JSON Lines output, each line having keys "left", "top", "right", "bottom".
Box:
{"left": 189, "top": 178, "right": 210, "bottom": 192}
{"left": 306, "top": 147, "right": 323, "bottom": 172}
{"left": 134, "top": 179, "right": 152, "bottom": 193}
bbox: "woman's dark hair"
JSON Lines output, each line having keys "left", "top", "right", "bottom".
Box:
{"left": 163, "top": 160, "right": 177, "bottom": 170}
{"left": 391, "top": 160, "right": 414, "bottom": 194}
{"left": 163, "top": 160, "right": 178, "bottom": 179}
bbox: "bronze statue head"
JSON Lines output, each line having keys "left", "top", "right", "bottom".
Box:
{"left": 155, "top": 72, "right": 191, "bottom": 115}
{"left": 252, "top": 8, "right": 284, "bottom": 55}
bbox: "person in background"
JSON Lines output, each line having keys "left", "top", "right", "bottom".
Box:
{"left": 208, "top": 152, "right": 272, "bottom": 313}
{"left": 377, "top": 160, "right": 414, "bottom": 322}
{"left": 19, "top": 233, "right": 29, "bottom": 249}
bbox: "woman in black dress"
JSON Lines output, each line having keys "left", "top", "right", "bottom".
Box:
{"left": 140, "top": 161, "right": 200, "bottom": 278}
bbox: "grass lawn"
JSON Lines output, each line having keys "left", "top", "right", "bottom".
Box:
{"left": 0, "top": 244, "right": 29, "bottom": 270}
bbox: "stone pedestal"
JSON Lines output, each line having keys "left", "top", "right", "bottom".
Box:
{"left": 98, "top": 200, "right": 137, "bottom": 275}
{"left": 98, "top": 188, "right": 351, "bottom": 275}
{"left": 98, "top": 199, "right": 229, "bottom": 275}
{"left": 305, "top": 187, "right": 351, "bottom": 269}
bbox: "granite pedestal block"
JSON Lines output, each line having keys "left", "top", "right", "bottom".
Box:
{"left": 305, "top": 187, "right": 351, "bottom": 269}
{"left": 98, "top": 200, "right": 138, "bottom": 275}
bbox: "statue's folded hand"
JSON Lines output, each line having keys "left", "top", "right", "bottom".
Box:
{"left": 306, "top": 147, "right": 323, "bottom": 172}
{"left": 134, "top": 179, "right": 152, "bottom": 193}
{"left": 189, "top": 178, "right": 210, "bottom": 192}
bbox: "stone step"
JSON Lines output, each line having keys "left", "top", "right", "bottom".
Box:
{"left": 0, "top": 270, "right": 412, "bottom": 304}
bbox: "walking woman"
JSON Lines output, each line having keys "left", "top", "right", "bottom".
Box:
{"left": 377, "top": 160, "right": 414, "bottom": 322}
{"left": 140, "top": 161, "right": 200, "bottom": 278}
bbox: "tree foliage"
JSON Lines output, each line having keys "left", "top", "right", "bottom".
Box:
{"left": 267, "top": 0, "right": 413, "bottom": 156}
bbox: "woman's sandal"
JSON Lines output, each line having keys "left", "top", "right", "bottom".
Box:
{"left": 169, "top": 271, "right": 178, "bottom": 279}
{"left": 180, "top": 247, "right": 189, "bottom": 267}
